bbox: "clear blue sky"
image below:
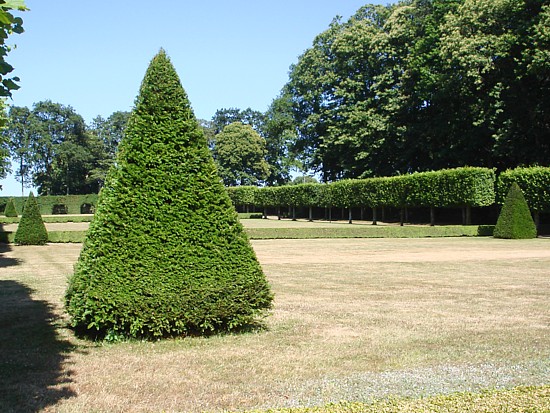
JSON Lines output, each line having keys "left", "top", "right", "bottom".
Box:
{"left": 1, "top": 0, "right": 390, "bottom": 196}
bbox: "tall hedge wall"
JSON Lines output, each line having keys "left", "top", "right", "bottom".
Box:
{"left": 496, "top": 166, "right": 550, "bottom": 212}
{"left": 7, "top": 167, "right": 550, "bottom": 219}
{"left": 0, "top": 194, "right": 98, "bottom": 215}
{"left": 227, "top": 167, "right": 496, "bottom": 211}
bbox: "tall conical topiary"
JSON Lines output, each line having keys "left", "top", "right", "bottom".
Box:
{"left": 65, "top": 50, "right": 273, "bottom": 339}
{"left": 4, "top": 197, "right": 18, "bottom": 217}
{"left": 14, "top": 192, "right": 48, "bottom": 245}
{"left": 494, "top": 182, "right": 537, "bottom": 239}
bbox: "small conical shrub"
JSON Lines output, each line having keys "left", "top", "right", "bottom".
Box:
{"left": 494, "top": 182, "right": 537, "bottom": 239}
{"left": 65, "top": 50, "right": 273, "bottom": 339}
{"left": 14, "top": 192, "right": 48, "bottom": 245}
{"left": 4, "top": 197, "right": 18, "bottom": 217}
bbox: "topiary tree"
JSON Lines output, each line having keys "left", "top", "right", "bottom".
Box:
{"left": 493, "top": 182, "right": 537, "bottom": 239}
{"left": 65, "top": 50, "right": 273, "bottom": 340}
{"left": 4, "top": 197, "right": 17, "bottom": 217}
{"left": 14, "top": 192, "right": 48, "bottom": 245}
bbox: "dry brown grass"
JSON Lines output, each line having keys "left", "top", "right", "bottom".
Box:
{"left": 0, "top": 238, "right": 548, "bottom": 412}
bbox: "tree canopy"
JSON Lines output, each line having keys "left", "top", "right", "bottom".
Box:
{"left": 283, "top": 0, "right": 550, "bottom": 181}
{"left": 213, "top": 122, "right": 270, "bottom": 186}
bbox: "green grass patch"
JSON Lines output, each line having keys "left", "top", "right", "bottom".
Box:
{"left": 0, "top": 215, "right": 94, "bottom": 224}
{"left": 47, "top": 231, "right": 89, "bottom": 243}
{"left": 238, "top": 212, "right": 264, "bottom": 219}
{"left": 0, "top": 225, "right": 496, "bottom": 243}
{"left": 253, "top": 386, "right": 549, "bottom": 413}
{"left": 246, "top": 225, "right": 493, "bottom": 239}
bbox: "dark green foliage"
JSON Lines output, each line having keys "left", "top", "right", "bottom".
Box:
{"left": 14, "top": 192, "right": 48, "bottom": 245}
{"left": 494, "top": 183, "right": 537, "bottom": 239}
{"left": 65, "top": 50, "right": 273, "bottom": 339}
{"left": 4, "top": 197, "right": 17, "bottom": 217}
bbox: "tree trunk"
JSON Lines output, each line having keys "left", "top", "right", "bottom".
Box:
{"left": 372, "top": 207, "right": 377, "bottom": 225}
{"left": 430, "top": 207, "right": 435, "bottom": 226}
{"left": 308, "top": 206, "right": 313, "bottom": 222}
{"left": 400, "top": 207, "right": 404, "bottom": 226}
{"left": 348, "top": 208, "right": 352, "bottom": 224}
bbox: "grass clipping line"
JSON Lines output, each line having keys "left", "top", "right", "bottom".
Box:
{"left": 250, "top": 386, "right": 549, "bottom": 413}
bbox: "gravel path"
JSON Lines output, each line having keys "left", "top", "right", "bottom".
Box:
{"left": 267, "top": 359, "right": 550, "bottom": 409}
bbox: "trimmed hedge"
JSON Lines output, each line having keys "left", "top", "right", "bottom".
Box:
{"left": 227, "top": 167, "right": 496, "bottom": 211}
{"left": 494, "top": 182, "right": 537, "bottom": 239}
{"left": 65, "top": 50, "right": 272, "bottom": 340}
{"left": 496, "top": 166, "right": 550, "bottom": 212}
{"left": 0, "top": 194, "right": 98, "bottom": 215}
{"left": 4, "top": 198, "right": 18, "bottom": 217}
{"left": 14, "top": 192, "right": 48, "bottom": 245}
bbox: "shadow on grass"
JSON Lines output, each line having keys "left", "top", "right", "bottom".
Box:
{"left": 0, "top": 243, "right": 20, "bottom": 268}
{"left": 0, "top": 281, "right": 76, "bottom": 412}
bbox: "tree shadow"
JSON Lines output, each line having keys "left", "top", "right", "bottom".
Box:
{"left": 0, "top": 243, "right": 20, "bottom": 268}
{"left": 0, "top": 281, "right": 76, "bottom": 412}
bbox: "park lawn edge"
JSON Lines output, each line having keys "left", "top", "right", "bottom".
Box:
{"left": 248, "top": 385, "right": 549, "bottom": 413}
{"left": 0, "top": 225, "right": 496, "bottom": 243}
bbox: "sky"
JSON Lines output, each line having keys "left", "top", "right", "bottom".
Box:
{"left": 1, "top": 0, "right": 391, "bottom": 196}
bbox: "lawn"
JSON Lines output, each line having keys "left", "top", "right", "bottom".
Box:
{"left": 0, "top": 237, "right": 549, "bottom": 412}
{"left": 0, "top": 217, "right": 493, "bottom": 242}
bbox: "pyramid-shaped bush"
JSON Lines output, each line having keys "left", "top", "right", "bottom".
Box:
{"left": 65, "top": 50, "right": 273, "bottom": 339}
{"left": 494, "top": 182, "right": 537, "bottom": 239}
{"left": 14, "top": 192, "right": 48, "bottom": 245}
{"left": 4, "top": 197, "right": 18, "bottom": 217}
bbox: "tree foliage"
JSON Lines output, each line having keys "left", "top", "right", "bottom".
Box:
{"left": 65, "top": 50, "right": 273, "bottom": 339}
{"left": 209, "top": 106, "right": 293, "bottom": 186}
{"left": 0, "top": 0, "right": 26, "bottom": 99}
{"left": 283, "top": 0, "right": 550, "bottom": 181}
{"left": 3, "top": 101, "right": 110, "bottom": 195}
{"left": 0, "top": 0, "right": 27, "bottom": 183}
{"left": 213, "top": 122, "right": 270, "bottom": 186}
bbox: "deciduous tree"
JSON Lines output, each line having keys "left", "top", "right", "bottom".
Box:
{"left": 213, "top": 122, "right": 270, "bottom": 186}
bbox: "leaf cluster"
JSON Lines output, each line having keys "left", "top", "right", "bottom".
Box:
{"left": 0, "top": 0, "right": 26, "bottom": 98}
